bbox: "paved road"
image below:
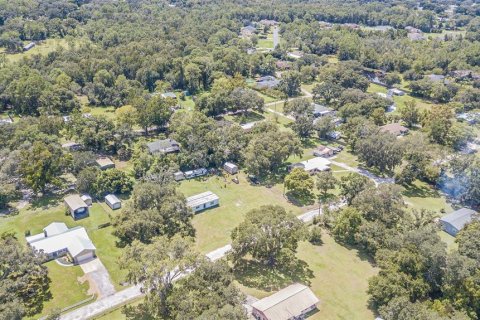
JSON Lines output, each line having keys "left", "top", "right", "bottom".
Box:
{"left": 273, "top": 26, "right": 280, "bottom": 48}
{"left": 330, "top": 160, "right": 394, "bottom": 186}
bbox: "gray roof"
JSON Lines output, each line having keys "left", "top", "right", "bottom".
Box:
{"left": 105, "top": 194, "right": 121, "bottom": 205}
{"left": 161, "top": 92, "right": 177, "bottom": 99}
{"left": 440, "top": 208, "right": 477, "bottom": 231}
{"left": 44, "top": 222, "right": 68, "bottom": 237}
{"left": 186, "top": 191, "right": 219, "bottom": 208}
{"left": 146, "top": 139, "right": 180, "bottom": 154}
{"left": 256, "top": 76, "right": 280, "bottom": 89}
{"left": 312, "top": 103, "right": 333, "bottom": 115}
{"left": 64, "top": 195, "right": 88, "bottom": 211}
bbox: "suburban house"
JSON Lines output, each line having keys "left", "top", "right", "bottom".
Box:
{"left": 313, "top": 145, "right": 334, "bottom": 158}
{"left": 440, "top": 208, "right": 477, "bottom": 236}
{"left": 64, "top": 194, "right": 89, "bottom": 219}
{"left": 186, "top": 191, "right": 219, "bottom": 213}
{"left": 23, "top": 42, "right": 36, "bottom": 51}
{"left": 26, "top": 222, "right": 96, "bottom": 264}
{"left": 259, "top": 19, "right": 278, "bottom": 27}
{"left": 224, "top": 162, "right": 239, "bottom": 174}
{"left": 146, "top": 139, "right": 180, "bottom": 154}
{"left": 291, "top": 157, "right": 331, "bottom": 174}
{"left": 184, "top": 168, "right": 208, "bottom": 179}
{"left": 61, "top": 141, "right": 83, "bottom": 151}
{"left": 241, "top": 25, "right": 256, "bottom": 37}
{"left": 255, "top": 76, "right": 280, "bottom": 89}
{"left": 105, "top": 194, "right": 121, "bottom": 210}
{"left": 380, "top": 123, "right": 409, "bottom": 136}
{"left": 251, "top": 283, "right": 320, "bottom": 320}
{"left": 96, "top": 157, "right": 115, "bottom": 170}
{"left": 312, "top": 103, "right": 335, "bottom": 118}
{"left": 161, "top": 92, "right": 177, "bottom": 99}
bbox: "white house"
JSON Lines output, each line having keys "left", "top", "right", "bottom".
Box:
{"left": 291, "top": 157, "right": 331, "bottom": 174}
{"left": 251, "top": 283, "right": 320, "bottom": 320}
{"left": 105, "top": 194, "right": 121, "bottom": 210}
{"left": 440, "top": 208, "right": 477, "bottom": 236}
{"left": 26, "top": 222, "right": 96, "bottom": 264}
{"left": 186, "top": 191, "right": 219, "bottom": 213}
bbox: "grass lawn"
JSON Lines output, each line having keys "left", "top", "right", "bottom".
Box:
{"left": 33, "top": 261, "right": 90, "bottom": 318}
{"left": 438, "top": 231, "right": 458, "bottom": 252}
{"left": 302, "top": 82, "right": 319, "bottom": 94}
{"left": 256, "top": 91, "right": 280, "bottom": 103}
{"left": 332, "top": 150, "right": 359, "bottom": 167}
{"left": 236, "top": 234, "right": 377, "bottom": 320}
{"left": 401, "top": 180, "right": 452, "bottom": 213}
{"left": 256, "top": 31, "right": 274, "bottom": 49}
{"left": 178, "top": 173, "right": 304, "bottom": 253}
{"left": 85, "top": 106, "right": 117, "bottom": 121}
{"left": 0, "top": 200, "right": 127, "bottom": 291}
{"left": 179, "top": 96, "right": 195, "bottom": 111}
{"left": 367, "top": 83, "right": 388, "bottom": 94}
{"left": 392, "top": 94, "right": 434, "bottom": 113}
{"left": 5, "top": 38, "right": 71, "bottom": 63}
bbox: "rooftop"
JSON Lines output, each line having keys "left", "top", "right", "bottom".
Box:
{"left": 440, "top": 208, "right": 477, "bottom": 231}
{"left": 186, "top": 191, "right": 219, "bottom": 208}
{"left": 146, "top": 138, "right": 180, "bottom": 153}
{"left": 380, "top": 123, "right": 409, "bottom": 136}
{"left": 96, "top": 157, "right": 115, "bottom": 168}
{"left": 105, "top": 194, "right": 121, "bottom": 204}
{"left": 252, "top": 283, "right": 320, "bottom": 320}
{"left": 64, "top": 195, "right": 88, "bottom": 211}
{"left": 294, "top": 157, "right": 331, "bottom": 172}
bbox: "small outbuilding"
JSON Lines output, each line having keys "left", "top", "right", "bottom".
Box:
{"left": 251, "top": 283, "right": 320, "bottom": 320}
{"left": 224, "top": 162, "right": 239, "bottom": 174}
{"left": 174, "top": 171, "right": 185, "bottom": 181}
{"left": 312, "top": 104, "right": 335, "bottom": 118}
{"left": 161, "top": 92, "right": 177, "bottom": 99}
{"left": 387, "top": 88, "right": 405, "bottom": 96}
{"left": 105, "top": 194, "right": 121, "bottom": 210}
{"left": 184, "top": 168, "right": 208, "bottom": 179}
{"left": 380, "top": 123, "right": 409, "bottom": 136}
{"left": 313, "top": 145, "right": 334, "bottom": 158}
{"left": 23, "top": 42, "right": 36, "bottom": 51}
{"left": 81, "top": 194, "right": 93, "bottom": 206}
{"left": 96, "top": 157, "right": 115, "bottom": 170}
{"left": 62, "top": 142, "right": 83, "bottom": 151}
{"left": 186, "top": 191, "right": 219, "bottom": 213}
{"left": 440, "top": 208, "right": 477, "bottom": 237}
{"left": 64, "top": 194, "right": 89, "bottom": 220}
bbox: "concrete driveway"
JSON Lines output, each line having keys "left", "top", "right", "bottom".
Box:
{"left": 80, "top": 258, "right": 116, "bottom": 299}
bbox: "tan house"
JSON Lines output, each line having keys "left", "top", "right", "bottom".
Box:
{"left": 251, "top": 283, "right": 320, "bottom": 320}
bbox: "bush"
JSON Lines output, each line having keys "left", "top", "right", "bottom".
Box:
{"left": 309, "top": 226, "right": 323, "bottom": 245}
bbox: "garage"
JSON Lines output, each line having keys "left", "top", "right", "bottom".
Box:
{"left": 73, "top": 250, "right": 96, "bottom": 264}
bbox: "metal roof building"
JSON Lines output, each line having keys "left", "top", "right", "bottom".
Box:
{"left": 186, "top": 191, "right": 219, "bottom": 213}
{"left": 440, "top": 208, "right": 477, "bottom": 236}
{"left": 251, "top": 283, "right": 320, "bottom": 320}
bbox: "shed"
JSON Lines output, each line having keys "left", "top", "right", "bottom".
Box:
{"left": 96, "top": 157, "right": 115, "bottom": 170}
{"left": 105, "top": 194, "right": 121, "bottom": 210}
{"left": 174, "top": 171, "right": 185, "bottom": 181}
{"left": 64, "top": 195, "right": 89, "bottom": 220}
{"left": 184, "top": 168, "right": 208, "bottom": 179}
{"left": 387, "top": 88, "right": 405, "bottom": 96}
{"left": 62, "top": 142, "right": 83, "bottom": 151}
{"left": 251, "top": 283, "right": 320, "bottom": 320}
{"left": 312, "top": 104, "right": 335, "bottom": 118}
{"left": 81, "top": 194, "right": 93, "bottom": 206}
{"left": 23, "top": 42, "right": 36, "bottom": 51}
{"left": 224, "top": 162, "right": 238, "bottom": 174}
{"left": 440, "top": 208, "right": 477, "bottom": 236}
{"left": 186, "top": 191, "right": 219, "bottom": 213}
{"left": 255, "top": 76, "right": 280, "bottom": 89}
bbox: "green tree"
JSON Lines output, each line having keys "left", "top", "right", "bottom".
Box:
{"left": 167, "top": 260, "right": 247, "bottom": 319}
{"left": 284, "top": 168, "right": 314, "bottom": 199}
{"left": 339, "top": 173, "right": 374, "bottom": 205}
{"left": 93, "top": 169, "right": 133, "bottom": 197}
{"left": 316, "top": 170, "right": 337, "bottom": 196}
{"left": 312, "top": 81, "right": 342, "bottom": 104}
{"left": 399, "top": 100, "right": 420, "bottom": 128}
{"left": 331, "top": 207, "right": 362, "bottom": 244}
{"left": 19, "top": 141, "right": 65, "bottom": 194}
{"left": 456, "top": 221, "right": 480, "bottom": 262}
{"left": 284, "top": 98, "right": 315, "bottom": 139}
{"left": 119, "top": 235, "right": 199, "bottom": 319}
{"left": 356, "top": 130, "right": 404, "bottom": 172}
{"left": 231, "top": 205, "right": 305, "bottom": 267}
{"left": 114, "top": 182, "right": 194, "bottom": 245}
{"left": 279, "top": 71, "right": 302, "bottom": 97}
{"left": 0, "top": 234, "right": 50, "bottom": 317}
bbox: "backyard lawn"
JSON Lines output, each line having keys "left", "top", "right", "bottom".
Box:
{"left": 4, "top": 38, "right": 82, "bottom": 63}
{"left": 236, "top": 233, "right": 378, "bottom": 320}
{"left": 401, "top": 180, "right": 452, "bottom": 213}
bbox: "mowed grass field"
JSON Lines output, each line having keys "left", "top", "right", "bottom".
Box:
{"left": 4, "top": 38, "right": 77, "bottom": 63}
{"left": 178, "top": 172, "right": 304, "bottom": 253}
{"left": 237, "top": 234, "right": 378, "bottom": 320}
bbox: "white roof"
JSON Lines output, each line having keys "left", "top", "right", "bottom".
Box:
{"left": 186, "top": 191, "right": 219, "bottom": 208}
{"left": 252, "top": 283, "right": 320, "bottom": 320}
{"left": 81, "top": 194, "right": 92, "bottom": 201}
{"left": 105, "top": 194, "right": 121, "bottom": 204}
{"left": 295, "top": 157, "right": 331, "bottom": 172}
{"left": 43, "top": 222, "right": 68, "bottom": 237}
{"left": 224, "top": 162, "right": 238, "bottom": 169}
{"left": 26, "top": 225, "right": 96, "bottom": 258}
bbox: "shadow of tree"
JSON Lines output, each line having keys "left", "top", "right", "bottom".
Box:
{"left": 402, "top": 183, "right": 439, "bottom": 199}
{"left": 30, "top": 193, "right": 63, "bottom": 210}
{"left": 233, "top": 258, "right": 314, "bottom": 292}
{"left": 286, "top": 191, "right": 315, "bottom": 207}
